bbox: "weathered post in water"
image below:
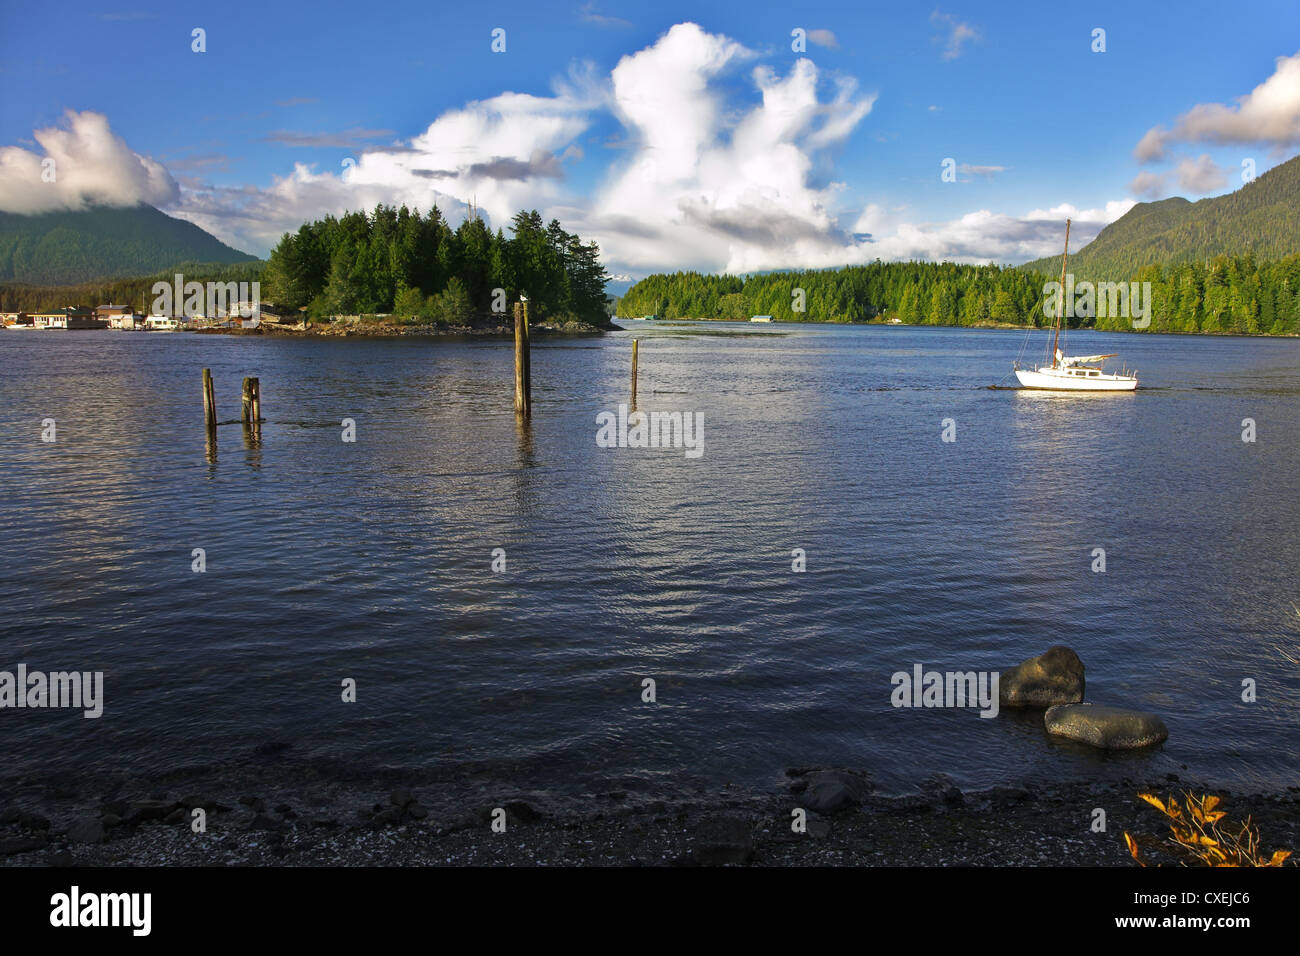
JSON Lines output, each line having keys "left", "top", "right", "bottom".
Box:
{"left": 202, "top": 368, "right": 217, "bottom": 435}
{"left": 522, "top": 298, "right": 532, "bottom": 401}
{"left": 249, "top": 377, "right": 262, "bottom": 424}
{"left": 514, "top": 300, "right": 532, "bottom": 418}
{"left": 630, "top": 338, "right": 639, "bottom": 408}
{"left": 241, "top": 377, "right": 254, "bottom": 425}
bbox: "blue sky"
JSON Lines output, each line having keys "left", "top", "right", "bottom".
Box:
{"left": 2, "top": 0, "right": 1298, "bottom": 277}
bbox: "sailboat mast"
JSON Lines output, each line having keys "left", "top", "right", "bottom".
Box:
{"left": 1052, "top": 218, "right": 1070, "bottom": 367}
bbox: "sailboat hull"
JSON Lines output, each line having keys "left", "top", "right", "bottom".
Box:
{"left": 1015, "top": 367, "right": 1137, "bottom": 391}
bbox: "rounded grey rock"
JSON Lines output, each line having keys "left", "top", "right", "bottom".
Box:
{"left": 1000, "top": 646, "right": 1086, "bottom": 708}
{"left": 1044, "top": 703, "right": 1169, "bottom": 750}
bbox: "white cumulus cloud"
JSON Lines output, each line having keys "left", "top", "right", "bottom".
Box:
{"left": 847, "top": 199, "right": 1135, "bottom": 264}
{"left": 0, "top": 110, "right": 178, "bottom": 214}
{"left": 578, "top": 22, "right": 876, "bottom": 274}
{"left": 1136, "top": 50, "right": 1300, "bottom": 161}
{"left": 172, "top": 22, "right": 879, "bottom": 270}
{"left": 174, "top": 71, "right": 601, "bottom": 253}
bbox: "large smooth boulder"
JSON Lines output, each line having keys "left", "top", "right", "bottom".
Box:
{"left": 1044, "top": 703, "right": 1168, "bottom": 750}
{"left": 999, "top": 646, "right": 1085, "bottom": 708}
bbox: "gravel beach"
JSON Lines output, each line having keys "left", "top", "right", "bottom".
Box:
{"left": 4, "top": 763, "right": 1296, "bottom": 867}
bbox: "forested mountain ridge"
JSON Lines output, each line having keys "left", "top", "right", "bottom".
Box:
{"left": 0, "top": 204, "right": 257, "bottom": 284}
{"left": 0, "top": 260, "right": 264, "bottom": 313}
{"left": 1020, "top": 153, "right": 1300, "bottom": 280}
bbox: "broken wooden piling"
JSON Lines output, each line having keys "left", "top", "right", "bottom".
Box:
{"left": 202, "top": 368, "right": 217, "bottom": 434}
{"left": 522, "top": 299, "right": 531, "bottom": 404}
{"left": 630, "top": 338, "right": 639, "bottom": 408}
{"left": 241, "top": 377, "right": 262, "bottom": 425}
{"left": 514, "top": 300, "right": 531, "bottom": 418}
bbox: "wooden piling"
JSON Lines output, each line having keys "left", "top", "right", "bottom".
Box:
{"left": 630, "top": 338, "right": 639, "bottom": 408}
{"left": 521, "top": 299, "right": 532, "bottom": 401}
{"left": 202, "top": 368, "right": 217, "bottom": 434}
{"left": 241, "top": 377, "right": 253, "bottom": 425}
{"left": 249, "top": 377, "right": 262, "bottom": 424}
{"left": 514, "top": 302, "right": 531, "bottom": 418}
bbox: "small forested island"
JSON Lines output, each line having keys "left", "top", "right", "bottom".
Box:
{"left": 261, "top": 206, "right": 613, "bottom": 331}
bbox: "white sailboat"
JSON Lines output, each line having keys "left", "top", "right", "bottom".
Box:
{"left": 1014, "top": 219, "right": 1138, "bottom": 392}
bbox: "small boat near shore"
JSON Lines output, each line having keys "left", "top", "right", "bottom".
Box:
{"left": 144, "top": 315, "right": 184, "bottom": 332}
{"left": 1013, "top": 219, "right": 1138, "bottom": 392}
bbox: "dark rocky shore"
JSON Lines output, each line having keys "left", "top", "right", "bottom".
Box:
{"left": 4, "top": 649, "right": 1294, "bottom": 867}
{"left": 3, "top": 762, "right": 1296, "bottom": 867}
{"left": 7, "top": 652, "right": 1288, "bottom": 867}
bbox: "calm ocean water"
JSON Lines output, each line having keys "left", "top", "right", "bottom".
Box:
{"left": 1, "top": 322, "right": 1298, "bottom": 797}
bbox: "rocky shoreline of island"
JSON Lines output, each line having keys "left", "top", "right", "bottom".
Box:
{"left": 198, "top": 313, "right": 617, "bottom": 338}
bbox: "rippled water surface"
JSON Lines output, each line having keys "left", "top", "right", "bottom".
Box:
{"left": 2, "top": 322, "right": 1298, "bottom": 796}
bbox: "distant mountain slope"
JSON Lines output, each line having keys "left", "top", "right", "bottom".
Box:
{"left": 0, "top": 204, "right": 257, "bottom": 284}
{"left": 1021, "top": 153, "right": 1300, "bottom": 279}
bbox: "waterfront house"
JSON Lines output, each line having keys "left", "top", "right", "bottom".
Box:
{"left": 30, "top": 310, "right": 69, "bottom": 329}
{"left": 65, "top": 306, "right": 103, "bottom": 329}
{"left": 32, "top": 306, "right": 106, "bottom": 330}
{"left": 96, "top": 304, "right": 143, "bottom": 329}
{"left": 96, "top": 304, "right": 131, "bottom": 323}
{"left": 97, "top": 305, "right": 145, "bottom": 330}
{"left": 0, "top": 312, "right": 31, "bottom": 328}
